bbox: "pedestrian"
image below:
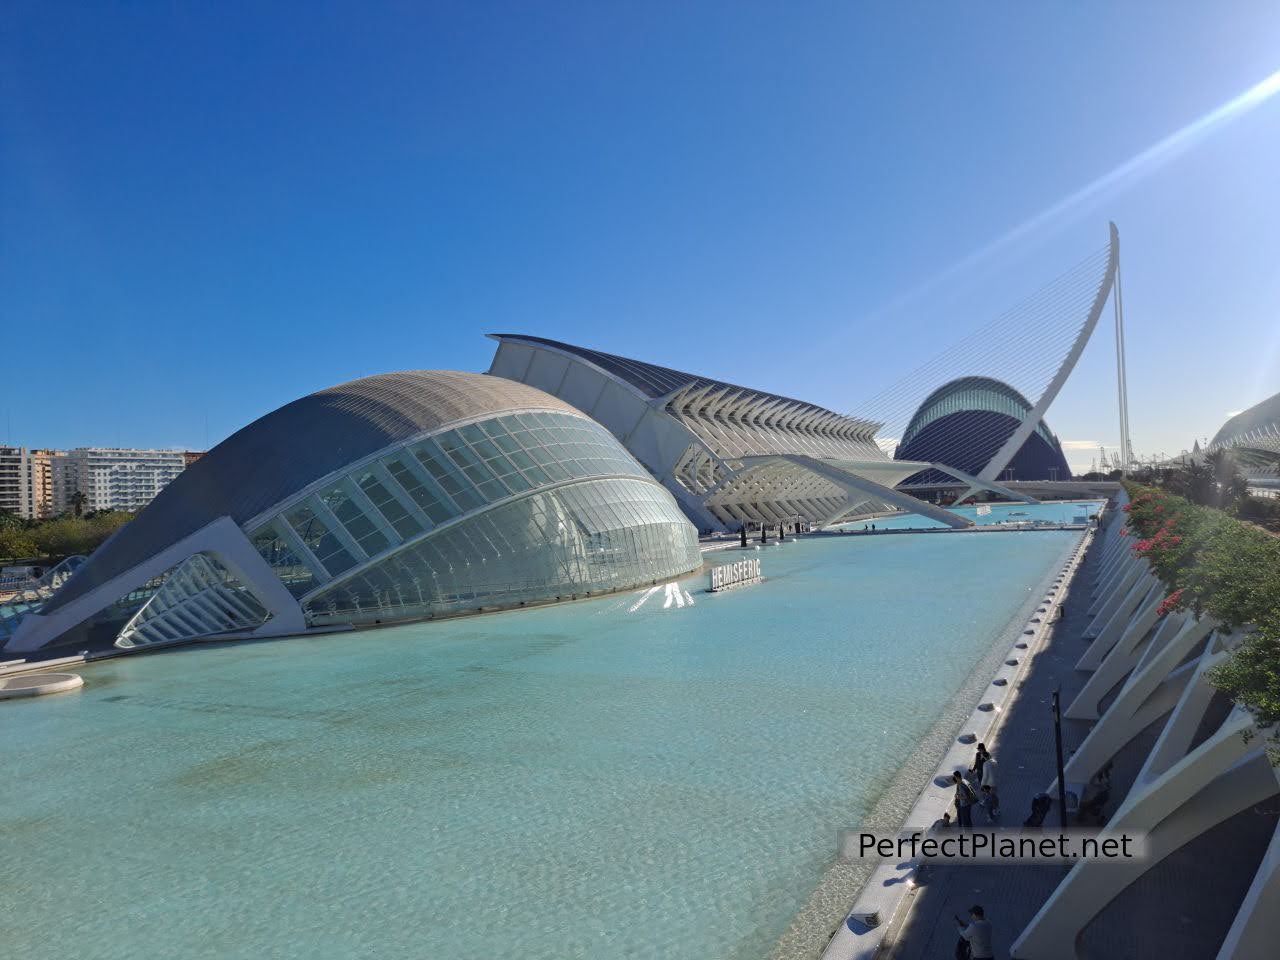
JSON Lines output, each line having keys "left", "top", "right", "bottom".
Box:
{"left": 980, "top": 750, "right": 997, "bottom": 791}
{"left": 952, "top": 771, "right": 977, "bottom": 830}
{"left": 955, "top": 905, "right": 994, "bottom": 960}
{"left": 969, "top": 743, "right": 990, "bottom": 783}
{"left": 980, "top": 784, "right": 1000, "bottom": 823}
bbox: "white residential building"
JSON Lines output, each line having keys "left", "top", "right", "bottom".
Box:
{"left": 53, "top": 448, "right": 187, "bottom": 514}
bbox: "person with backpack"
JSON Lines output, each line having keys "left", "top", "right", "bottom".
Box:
{"left": 952, "top": 770, "right": 978, "bottom": 829}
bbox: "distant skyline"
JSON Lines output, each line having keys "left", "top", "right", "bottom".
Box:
{"left": 3, "top": 3, "right": 1279, "bottom": 473}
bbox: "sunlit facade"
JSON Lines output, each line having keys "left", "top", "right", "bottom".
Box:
{"left": 1208, "top": 390, "right": 1280, "bottom": 475}
{"left": 6, "top": 371, "right": 701, "bottom": 654}
{"left": 487, "top": 334, "right": 972, "bottom": 532}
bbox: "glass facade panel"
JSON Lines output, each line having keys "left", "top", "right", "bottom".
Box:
{"left": 320, "top": 483, "right": 390, "bottom": 557}
{"left": 247, "top": 410, "right": 682, "bottom": 618}
{"left": 383, "top": 456, "right": 457, "bottom": 524}
{"left": 302, "top": 477, "right": 699, "bottom": 626}
{"left": 248, "top": 523, "right": 316, "bottom": 598}
{"left": 412, "top": 442, "right": 485, "bottom": 511}
{"left": 286, "top": 502, "right": 357, "bottom": 577}
{"left": 355, "top": 469, "right": 423, "bottom": 540}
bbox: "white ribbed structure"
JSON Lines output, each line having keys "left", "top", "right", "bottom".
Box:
{"left": 116, "top": 553, "right": 269, "bottom": 648}
{"left": 487, "top": 334, "right": 969, "bottom": 531}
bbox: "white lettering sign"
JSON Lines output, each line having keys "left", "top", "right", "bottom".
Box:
{"left": 709, "top": 558, "right": 762, "bottom": 592}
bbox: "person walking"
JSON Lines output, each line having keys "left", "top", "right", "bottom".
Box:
{"left": 952, "top": 771, "right": 977, "bottom": 830}
{"left": 955, "top": 905, "right": 994, "bottom": 959}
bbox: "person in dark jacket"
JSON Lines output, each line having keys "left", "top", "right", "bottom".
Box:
{"left": 969, "top": 742, "right": 990, "bottom": 782}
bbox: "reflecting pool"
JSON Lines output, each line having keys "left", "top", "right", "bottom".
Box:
{"left": 840, "top": 499, "right": 1102, "bottom": 530}
{"left": 3, "top": 529, "right": 1077, "bottom": 960}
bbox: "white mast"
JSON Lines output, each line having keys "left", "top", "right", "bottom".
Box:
{"left": 1112, "top": 224, "right": 1132, "bottom": 476}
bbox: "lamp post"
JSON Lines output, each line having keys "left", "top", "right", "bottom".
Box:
{"left": 1052, "top": 687, "right": 1069, "bottom": 829}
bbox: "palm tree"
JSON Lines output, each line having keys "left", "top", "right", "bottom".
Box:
{"left": 70, "top": 490, "right": 88, "bottom": 519}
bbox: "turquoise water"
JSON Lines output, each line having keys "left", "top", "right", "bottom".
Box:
{"left": 840, "top": 499, "right": 1102, "bottom": 530}
{"left": 3, "top": 531, "right": 1076, "bottom": 960}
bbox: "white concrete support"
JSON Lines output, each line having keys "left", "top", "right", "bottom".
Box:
{"left": 1014, "top": 706, "right": 1274, "bottom": 959}
{"left": 1092, "top": 523, "right": 1134, "bottom": 598}
{"left": 1134, "top": 640, "right": 1233, "bottom": 788}
{"left": 1077, "top": 573, "right": 1159, "bottom": 669}
{"left": 928, "top": 462, "right": 1039, "bottom": 505}
{"left": 1090, "top": 540, "right": 1137, "bottom": 608}
{"left": 1092, "top": 523, "right": 1128, "bottom": 587}
{"left": 766, "top": 455, "right": 973, "bottom": 529}
{"left": 1060, "top": 615, "right": 1217, "bottom": 787}
{"left": 1065, "top": 583, "right": 1167, "bottom": 720}
{"left": 1085, "top": 559, "right": 1144, "bottom": 636}
{"left": 5, "top": 516, "right": 306, "bottom": 654}
{"left": 1216, "top": 814, "right": 1280, "bottom": 959}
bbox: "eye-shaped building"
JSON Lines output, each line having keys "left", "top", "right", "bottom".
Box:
{"left": 7, "top": 371, "right": 701, "bottom": 654}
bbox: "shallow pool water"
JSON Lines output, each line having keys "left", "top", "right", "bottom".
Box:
{"left": 2, "top": 529, "right": 1076, "bottom": 959}
{"left": 841, "top": 499, "right": 1102, "bottom": 530}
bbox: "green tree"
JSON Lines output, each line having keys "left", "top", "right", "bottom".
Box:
{"left": 0, "top": 526, "right": 38, "bottom": 561}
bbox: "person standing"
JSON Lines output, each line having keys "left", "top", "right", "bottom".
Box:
{"left": 970, "top": 743, "right": 990, "bottom": 783}
{"left": 952, "top": 771, "right": 977, "bottom": 830}
{"left": 955, "top": 905, "right": 994, "bottom": 959}
{"left": 980, "top": 752, "right": 999, "bottom": 820}
{"left": 980, "top": 785, "right": 1000, "bottom": 823}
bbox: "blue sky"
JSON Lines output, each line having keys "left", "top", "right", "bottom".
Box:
{"left": 3, "top": 3, "right": 1279, "bottom": 472}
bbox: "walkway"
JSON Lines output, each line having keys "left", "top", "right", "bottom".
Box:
{"left": 874, "top": 524, "right": 1103, "bottom": 958}
{"left": 877, "top": 516, "right": 1276, "bottom": 959}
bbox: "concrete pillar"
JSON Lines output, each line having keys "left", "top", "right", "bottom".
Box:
{"left": 1060, "top": 616, "right": 1217, "bottom": 787}
{"left": 1217, "top": 813, "right": 1280, "bottom": 959}
{"left": 1014, "top": 710, "right": 1272, "bottom": 959}
{"left": 1078, "top": 573, "right": 1160, "bottom": 670}
{"left": 1066, "top": 583, "right": 1165, "bottom": 719}
{"left": 1085, "top": 560, "right": 1144, "bottom": 636}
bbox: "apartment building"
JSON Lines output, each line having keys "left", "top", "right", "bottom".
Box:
{"left": 53, "top": 448, "right": 187, "bottom": 514}
{"left": 0, "top": 447, "right": 67, "bottom": 519}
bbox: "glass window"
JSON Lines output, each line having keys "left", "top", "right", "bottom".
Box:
{"left": 320, "top": 484, "right": 390, "bottom": 557}
{"left": 286, "top": 503, "right": 357, "bottom": 576}
{"left": 383, "top": 456, "right": 457, "bottom": 525}
{"left": 248, "top": 523, "right": 316, "bottom": 598}
{"left": 301, "top": 477, "right": 700, "bottom": 627}
{"left": 356, "top": 470, "right": 423, "bottom": 540}
{"left": 413, "top": 443, "right": 484, "bottom": 511}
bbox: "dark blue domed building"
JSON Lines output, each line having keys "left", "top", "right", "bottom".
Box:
{"left": 894, "top": 376, "right": 1071, "bottom": 484}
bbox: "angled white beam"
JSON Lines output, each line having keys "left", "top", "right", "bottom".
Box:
{"left": 758, "top": 455, "right": 974, "bottom": 529}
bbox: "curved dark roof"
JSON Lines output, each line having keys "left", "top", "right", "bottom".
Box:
{"left": 900, "top": 375, "right": 1058, "bottom": 448}
{"left": 1211, "top": 390, "right": 1280, "bottom": 447}
{"left": 488, "top": 333, "right": 851, "bottom": 419}
{"left": 45, "top": 371, "right": 578, "bottom": 615}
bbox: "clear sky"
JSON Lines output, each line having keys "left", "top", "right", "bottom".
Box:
{"left": 3, "top": 2, "right": 1279, "bottom": 472}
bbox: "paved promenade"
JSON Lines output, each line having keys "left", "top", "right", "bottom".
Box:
{"left": 874, "top": 529, "right": 1100, "bottom": 959}
{"left": 877, "top": 517, "right": 1279, "bottom": 959}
